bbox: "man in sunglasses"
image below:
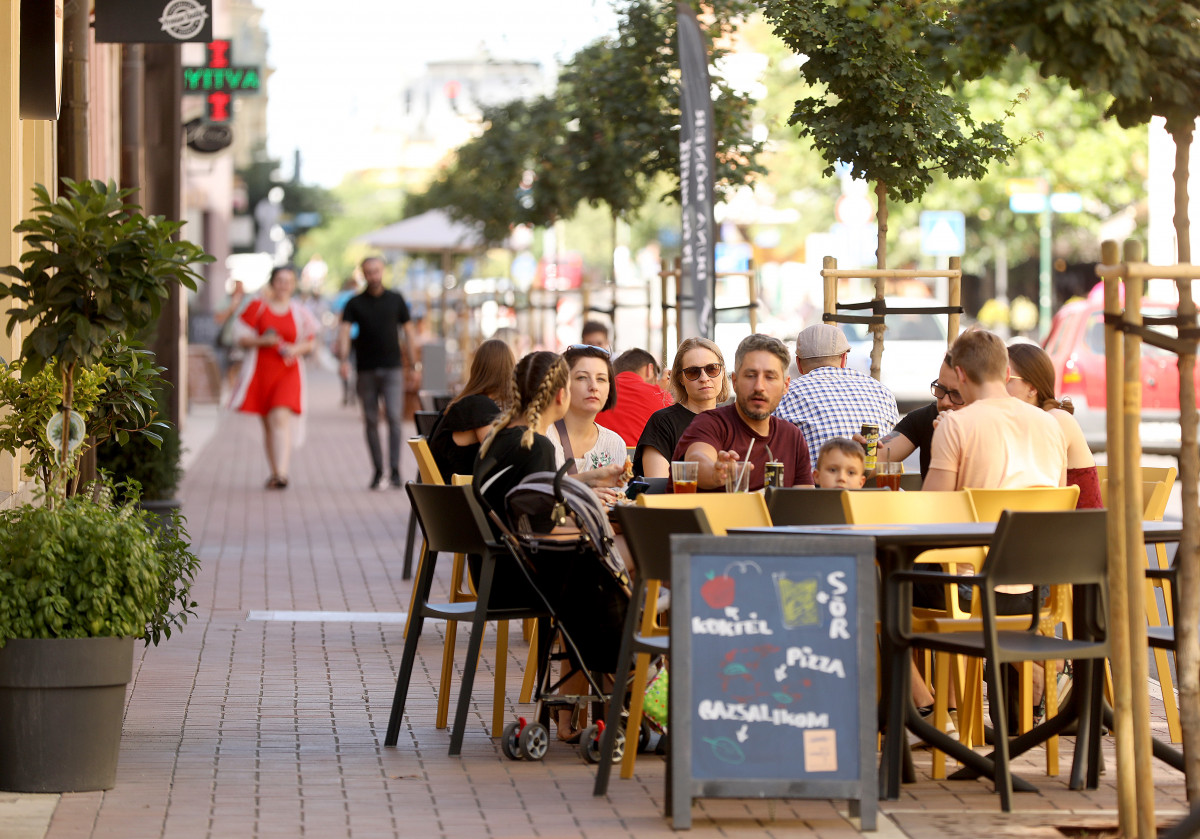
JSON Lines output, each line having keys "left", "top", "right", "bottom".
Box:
{"left": 866, "top": 353, "right": 964, "bottom": 480}
{"left": 775, "top": 323, "right": 899, "bottom": 458}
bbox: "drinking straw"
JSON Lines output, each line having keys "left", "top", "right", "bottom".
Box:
{"left": 739, "top": 439, "right": 754, "bottom": 493}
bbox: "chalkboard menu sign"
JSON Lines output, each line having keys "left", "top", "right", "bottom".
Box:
{"left": 669, "top": 533, "right": 877, "bottom": 831}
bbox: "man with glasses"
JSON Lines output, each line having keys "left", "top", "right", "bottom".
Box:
{"left": 775, "top": 323, "right": 899, "bottom": 458}
{"left": 596, "top": 348, "right": 670, "bottom": 446}
{"left": 867, "top": 354, "right": 963, "bottom": 480}
{"left": 923, "top": 330, "right": 1066, "bottom": 491}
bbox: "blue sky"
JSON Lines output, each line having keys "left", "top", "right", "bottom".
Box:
{"left": 255, "top": 0, "right": 620, "bottom": 185}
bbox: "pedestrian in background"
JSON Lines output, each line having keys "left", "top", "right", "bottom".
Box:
{"left": 337, "top": 256, "right": 416, "bottom": 490}
{"left": 228, "top": 266, "right": 318, "bottom": 489}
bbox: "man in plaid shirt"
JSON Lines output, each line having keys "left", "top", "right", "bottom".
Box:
{"left": 774, "top": 323, "right": 899, "bottom": 457}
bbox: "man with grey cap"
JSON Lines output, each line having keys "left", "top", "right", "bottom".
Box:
{"left": 774, "top": 323, "right": 899, "bottom": 458}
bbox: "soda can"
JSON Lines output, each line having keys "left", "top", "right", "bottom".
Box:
{"left": 860, "top": 423, "right": 880, "bottom": 472}
{"left": 764, "top": 461, "right": 785, "bottom": 488}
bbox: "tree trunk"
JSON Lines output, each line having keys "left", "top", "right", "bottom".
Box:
{"left": 1167, "top": 119, "right": 1199, "bottom": 801}
{"left": 870, "top": 181, "right": 888, "bottom": 380}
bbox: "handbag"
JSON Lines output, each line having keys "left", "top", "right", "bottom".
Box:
{"left": 554, "top": 418, "right": 579, "bottom": 475}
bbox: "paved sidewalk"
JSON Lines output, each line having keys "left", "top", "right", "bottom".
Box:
{"left": 6, "top": 369, "right": 1192, "bottom": 838}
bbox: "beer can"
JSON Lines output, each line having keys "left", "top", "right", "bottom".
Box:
{"left": 764, "top": 461, "right": 785, "bottom": 488}
{"left": 860, "top": 423, "right": 880, "bottom": 472}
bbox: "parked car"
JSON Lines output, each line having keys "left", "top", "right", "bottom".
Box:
{"left": 839, "top": 297, "right": 950, "bottom": 412}
{"left": 1042, "top": 284, "right": 1197, "bottom": 446}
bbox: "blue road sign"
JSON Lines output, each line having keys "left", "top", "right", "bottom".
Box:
{"left": 919, "top": 210, "right": 965, "bottom": 256}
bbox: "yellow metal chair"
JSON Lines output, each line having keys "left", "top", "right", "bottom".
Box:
{"left": 840, "top": 490, "right": 978, "bottom": 774}
{"left": 635, "top": 491, "right": 771, "bottom": 534}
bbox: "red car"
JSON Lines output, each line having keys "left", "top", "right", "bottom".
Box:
{"left": 1042, "top": 284, "right": 1198, "bottom": 443}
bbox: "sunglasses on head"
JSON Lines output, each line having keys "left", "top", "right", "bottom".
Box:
{"left": 682, "top": 363, "right": 723, "bottom": 381}
{"left": 930, "top": 380, "right": 964, "bottom": 405}
{"left": 566, "top": 344, "right": 610, "bottom": 357}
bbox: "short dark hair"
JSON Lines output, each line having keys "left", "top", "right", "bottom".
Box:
{"left": 581, "top": 320, "right": 609, "bottom": 339}
{"left": 734, "top": 333, "right": 789, "bottom": 374}
{"left": 816, "top": 437, "right": 865, "bottom": 469}
{"left": 563, "top": 344, "right": 618, "bottom": 412}
{"left": 613, "top": 348, "right": 659, "bottom": 376}
{"left": 949, "top": 329, "right": 1007, "bottom": 384}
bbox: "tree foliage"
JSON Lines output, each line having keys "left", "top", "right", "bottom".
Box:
{"left": 407, "top": 0, "right": 764, "bottom": 245}
{"left": 759, "top": 0, "right": 1015, "bottom": 208}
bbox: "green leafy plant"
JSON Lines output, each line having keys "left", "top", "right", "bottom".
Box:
{"left": 0, "top": 480, "right": 199, "bottom": 646}
{"left": 94, "top": 387, "right": 182, "bottom": 501}
{"left": 0, "top": 179, "right": 211, "bottom": 496}
{"left": 0, "top": 342, "right": 171, "bottom": 493}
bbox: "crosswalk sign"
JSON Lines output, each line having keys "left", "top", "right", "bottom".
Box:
{"left": 919, "top": 211, "right": 966, "bottom": 257}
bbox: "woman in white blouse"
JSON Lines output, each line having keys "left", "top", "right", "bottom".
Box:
{"left": 545, "top": 344, "right": 628, "bottom": 494}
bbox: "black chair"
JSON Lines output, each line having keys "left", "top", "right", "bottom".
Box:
{"left": 413, "top": 410, "right": 440, "bottom": 438}
{"left": 593, "top": 505, "right": 712, "bottom": 796}
{"left": 1142, "top": 558, "right": 1187, "bottom": 771}
{"left": 386, "top": 483, "right": 548, "bottom": 755}
{"left": 433, "top": 393, "right": 455, "bottom": 412}
{"left": 885, "top": 509, "right": 1110, "bottom": 811}
{"left": 641, "top": 477, "right": 669, "bottom": 495}
{"left": 765, "top": 486, "right": 850, "bottom": 525}
{"left": 401, "top": 410, "right": 442, "bottom": 580}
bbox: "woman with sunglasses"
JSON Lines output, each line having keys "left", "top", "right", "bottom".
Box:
{"left": 633, "top": 337, "right": 730, "bottom": 478}
{"left": 545, "top": 344, "right": 629, "bottom": 492}
{"left": 1006, "top": 341, "right": 1101, "bottom": 508}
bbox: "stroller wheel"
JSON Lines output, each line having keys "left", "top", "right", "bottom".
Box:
{"left": 500, "top": 721, "right": 524, "bottom": 761}
{"left": 637, "top": 719, "right": 654, "bottom": 753}
{"left": 518, "top": 722, "right": 550, "bottom": 761}
{"left": 580, "top": 725, "right": 625, "bottom": 765}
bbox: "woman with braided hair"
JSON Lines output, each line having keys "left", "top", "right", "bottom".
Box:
{"left": 474, "top": 350, "right": 571, "bottom": 533}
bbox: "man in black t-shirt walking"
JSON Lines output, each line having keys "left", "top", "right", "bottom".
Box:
{"left": 337, "top": 256, "right": 416, "bottom": 489}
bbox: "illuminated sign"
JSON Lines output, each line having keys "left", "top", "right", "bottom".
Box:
{"left": 182, "top": 40, "right": 262, "bottom": 122}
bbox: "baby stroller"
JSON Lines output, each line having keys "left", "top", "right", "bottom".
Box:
{"left": 477, "top": 463, "right": 637, "bottom": 763}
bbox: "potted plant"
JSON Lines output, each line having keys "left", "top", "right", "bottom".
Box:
{"left": 0, "top": 178, "right": 211, "bottom": 792}
{"left": 95, "top": 384, "right": 184, "bottom": 524}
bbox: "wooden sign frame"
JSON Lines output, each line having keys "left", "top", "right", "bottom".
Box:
{"left": 669, "top": 533, "right": 877, "bottom": 830}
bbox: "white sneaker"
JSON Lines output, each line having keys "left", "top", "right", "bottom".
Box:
{"left": 372, "top": 475, "right": 390, "bottom": 491}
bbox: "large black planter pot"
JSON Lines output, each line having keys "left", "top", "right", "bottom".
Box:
{"left": 0, "top": 636, "right": 134, "bottom": 792}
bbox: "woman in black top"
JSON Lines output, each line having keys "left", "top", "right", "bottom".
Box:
{"left": 474, "top": 351, "right": 571, "bottom": 536}
{"left": 634, "top": 337, "right": 730, "bottom": 477}
{"left": 428, "top": 339, "right": 514, "bottom": 482}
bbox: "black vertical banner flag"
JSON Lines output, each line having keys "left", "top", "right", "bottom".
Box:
{"left": 676, "top": 2, "right": 716, "bottom": 340}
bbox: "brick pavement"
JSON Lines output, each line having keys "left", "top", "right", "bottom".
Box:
{"left": 7, "top": 368, "right": 1191, "bottom": 839}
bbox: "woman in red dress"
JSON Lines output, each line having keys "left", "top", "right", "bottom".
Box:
{"left": 229, "top": 266, "right": 318, "bottom": 488}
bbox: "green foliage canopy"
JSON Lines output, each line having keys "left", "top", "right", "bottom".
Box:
{"left": 759, "top": 0, "right": 1015, "bottom": 205}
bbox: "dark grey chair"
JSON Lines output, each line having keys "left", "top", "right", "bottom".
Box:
{"left": 401, "top": 410, "right": 443, "bottom": 580}
{"left": 593, "top": 505, "right": 712, "bottom": 796}
{"left": 386, "top": 483, "right": 548, "bottom": 755}
{"left": 764, "top": 486, "right": 882, "bottom": 526}
{"left": 765, "top": 487, "right": 849, "bottom": 525}
{"left": 885, "top": 509, "right": 1110, "bottom": 811}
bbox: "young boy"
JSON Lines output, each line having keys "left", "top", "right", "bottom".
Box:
{"left": 813, "top": 437, "right": 867, "bottom": 489}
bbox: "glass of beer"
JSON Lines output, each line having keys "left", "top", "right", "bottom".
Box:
{"left": 671, "top": 461, "right": 699, "bottom": 494}
{"left": 875, "top": 461, "right": 903, "bottom": 491}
